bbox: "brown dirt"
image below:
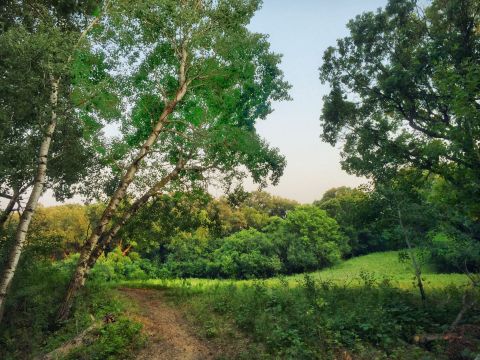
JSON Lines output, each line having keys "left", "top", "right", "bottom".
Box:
{"left": 118, "top": 288, "right": 217, "bottom": 360}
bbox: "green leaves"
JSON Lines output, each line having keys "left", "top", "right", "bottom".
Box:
{"left": 320, "top": 0, "right": 480, "bottom": 218}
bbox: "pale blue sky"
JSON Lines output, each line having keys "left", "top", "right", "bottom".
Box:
{"left": 246, "top": 0, "right": 388, "bottom": 202}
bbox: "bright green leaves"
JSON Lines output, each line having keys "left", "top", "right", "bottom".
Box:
{"left": 98, "top": 0, "right": 290, "bottom": 193}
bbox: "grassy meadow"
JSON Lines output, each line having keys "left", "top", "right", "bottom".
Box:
{"left": 119, "top": 251, "right": 475, "bottom": 359}
{"left": 122, "top": 250, "right": 470, "bottom": 291}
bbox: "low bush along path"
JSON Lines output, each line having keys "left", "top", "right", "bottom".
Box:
{"left": 119, "top": 288, "right": 216, "bottom": 360}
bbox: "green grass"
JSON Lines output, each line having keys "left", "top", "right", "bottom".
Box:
{"left": 122, "top": 250, "right": 469, "bottom": 291}
{"left": 279, "top": 251, "right": 469, "bottom": 289}
{"left": 120, "top": 251, "right": 476, "bottom": 359}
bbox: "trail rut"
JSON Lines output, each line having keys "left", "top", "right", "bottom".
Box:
{"left": 119, "top": 288, "right": 216, "bottom": 360}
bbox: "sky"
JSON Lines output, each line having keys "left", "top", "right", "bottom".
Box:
{"left": 40, "top": 0, "right": 389, "bottom": 206}
{"left": 244, "top": 0, "right": 389, "bottom": 203}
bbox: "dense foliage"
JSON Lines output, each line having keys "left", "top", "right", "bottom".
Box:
{"left": 1, "top": 0, "right": 479, "bottom": 358}
{"left": 160, "top": 269, "right": 478, "bottom": 360}
{"left": 0, "top": 256, "right": 144, "bottom": 360}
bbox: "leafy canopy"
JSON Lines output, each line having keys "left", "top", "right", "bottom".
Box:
{"left": 319, "top": 0, "right": 480, "bottom": 207}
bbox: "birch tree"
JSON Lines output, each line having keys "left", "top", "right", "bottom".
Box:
{"left": 57, "top": 0, "right": 290, "bottom": 321}
{"left": 0, "top": 0, "right": 116, "bottom": 323}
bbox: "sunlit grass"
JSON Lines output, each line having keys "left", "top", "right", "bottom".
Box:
{"left": 120, "top": 250, "right": 470, "bottom": 292}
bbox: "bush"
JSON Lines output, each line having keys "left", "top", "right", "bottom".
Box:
{"left": 0, "top": 258, "right": 144, "bottom": 360}
{"left": 87, "top": 248, "right": 162, "bottom": 282}
{"left": 65, "top": 318, "right": 144, "bottom": 360}
{"left": 428, "top": 231, "right": 480, "bottom": 273}
{"left": 159, "top": 206, "right": 348, "bottom": 279}
{"left": 210, "top": 229, "right": 282, "bottom": 279}
{"left": 272, "top": 205, "right": 349, "bottom": 273}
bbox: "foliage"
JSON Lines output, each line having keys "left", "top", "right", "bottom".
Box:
{"left": 314, "top": 186, "right": 385, "bottom": 255}
{"left": 319, "top": 0, "right": 480, "bottom": 214}
{"left": 90, "top": 248, "right": 158, "bottom": 282}
{"left": 64, "top": 318, "right": 144, "bottom": 360}
{"left": 139, "top": 264, "right": 475, "bottom": 359}
{"left": 163, "top": 228, "right": 284, "bottom": 279}
{"left": 28, "top": 205, "right": 91, "bottom": 258}
{"left": 119, "top": 190, "right": 298, "bottom": 264}
{"left": 0, "top": 0, "right": 116, "bottom": 202}
{"left": 209, "top": 229, "right": 282, "bottom": 279}
{"left": 82, "top": 0, "right": 292, "bottom": 202}
{"left": 429, "top": 231, "right": 480, "bottom": 273}
{"left": 0, "top": 257, "right": 143, "bottom": 359}
{"left": 273, "top": 205, "right": 349, "bottom": 273}
{"left": 160, "top": 205, "right": 347, "bottom": 279}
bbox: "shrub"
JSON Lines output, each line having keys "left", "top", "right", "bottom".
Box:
{"left": 211, "top": 229, "right": 282, "bottom": 279}
{"left": 0, "top": 258, "right": 144, "bottom": 360}
{"left": 88, "top": 248, "right": 162, "bottom": 282}
{"left": 65, "top": 318, "right": 144, "bottom": 360}
{"left": 428, "top": 231, "right": 480, "bottom": 273}
{"left": 272, "top": 205, "right": 349, "bottom": 273}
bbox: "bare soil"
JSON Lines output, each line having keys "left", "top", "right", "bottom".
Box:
{"left": 119, "top": 288, "right": 217, "bottom": 360}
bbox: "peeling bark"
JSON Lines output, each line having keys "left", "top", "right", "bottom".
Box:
{"left": 0, "top": 78, "right": 59, "bottom": 324}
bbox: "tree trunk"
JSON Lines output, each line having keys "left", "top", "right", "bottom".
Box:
{"left": 85, "top": 161, "right": 185, "bottom": 269}
{"left": 57, "top": 70, "right": 189, "bottom": 322}
{"left": 0, "top": 78, "right": 59, "bottom": 324}
{"left": 397, "top": 207, "right": 427, "bottom": 304}
{"left": 0, "top": 188, "right": 20, "bottom": 230}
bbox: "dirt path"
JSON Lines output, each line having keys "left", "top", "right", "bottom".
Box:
{"left": 119, "top": 288, "right": 216, "bottom": 360}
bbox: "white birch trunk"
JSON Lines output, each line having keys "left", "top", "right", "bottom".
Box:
{"left": 0, "top": 79, "right": 59, "bottom": 324}
{"left": 57, "top": 51, "right": 189, "bottom": 321}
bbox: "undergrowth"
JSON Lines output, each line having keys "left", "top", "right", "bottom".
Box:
{"left": 0, "top": 258, "right": 145, "bottom": 360}
{"left": 136, "top": 274, "right": 479, "bottom": 359}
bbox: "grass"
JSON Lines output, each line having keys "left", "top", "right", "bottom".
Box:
{"left": 122, "top": 250, "right": 470, "bottom": 291}
{"left": 119, "top": 251, "right": 476, "bottom": 359}
{"left": 280, "top": 251, "right": 469, "bottom": 289}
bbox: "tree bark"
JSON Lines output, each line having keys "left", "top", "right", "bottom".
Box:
{"left": 85, "top": 161, "right": 185, "bottom": 269}
{"left": 0, "top": 188, "right": 20, "bottom": 230}
{"left": 0, "top": 78, "right": 59, "bottom": 324}
{"left": 57, "top": 52, "right": 189, "bottom": 322}
{"left": 397, "top": 207, "right": 427, "bottom": 304}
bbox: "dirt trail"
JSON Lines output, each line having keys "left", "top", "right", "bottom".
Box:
{"left": 119, "top": 288, "right": 216, "bottom": 360}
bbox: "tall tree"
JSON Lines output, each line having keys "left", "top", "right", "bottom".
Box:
{"left": 319, "top": 0, "right": 480, "bottom": 208}
{"left": 57, "top": 0, "right": 290, "bottom": 321}
{"left": 0, "top": 0, "right": 114, "bottom": 323}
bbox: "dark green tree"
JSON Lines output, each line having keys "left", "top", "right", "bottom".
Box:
{"left": 319, "top": 0, "right": 480, "bottom": 212}
{"left": 314, "top": 187, "right": 383, "bottom": 255}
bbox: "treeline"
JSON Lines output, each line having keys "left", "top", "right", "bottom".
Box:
{"left": 6, "top": 173, "right": 479, "bottom": 280}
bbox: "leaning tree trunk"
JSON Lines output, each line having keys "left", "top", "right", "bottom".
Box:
{"left": 0, "top": 188, "right": 20, "bottom": 230}
{"left": 85, "top": 161, "right": 186, "bottom": 269}
{"left": 0, "top": 79, "right": 59, "bottom": 324}
{"left": 57, "top": 59, "right": 189, "bottom": 322}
